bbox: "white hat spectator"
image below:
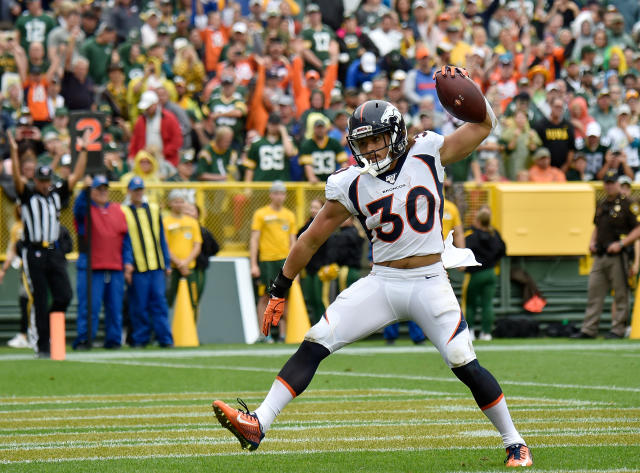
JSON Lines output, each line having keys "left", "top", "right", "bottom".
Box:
{"left": 392, "top": 70, "right": 407, "bottom": 81}
{"left": 618, "top": 175, "right": 633, "bottom": 186}
{"left": 361, "top": 52, "right": 377, "bottom": 74}
{"left": 413, "top": 0, "right": 427, "bottom": 9}
{"left": 138, "top": 90, "right": 159, "bottom": 110}
{"left": 616, "top": 104, "right": 631, "bottom": 116}
{"left": 471, "top": 46, "right": 485, "bottom": 58}
{"left": 270, "top": 180, "right": 286, "bottom": 192}
{"left": 586, "top": 122, "right": 601, "bottom": 137}
{"left": 545, "top": 82, "right": 559, "bottom": 92}
{"left": 173, "top": 38, "right": 188, "bottom": 51}
{"left": 232, "top": 22, "right": 247, "bottom": 34}
{"left": 168, "top": 189, "right": 187, "bottom": 201}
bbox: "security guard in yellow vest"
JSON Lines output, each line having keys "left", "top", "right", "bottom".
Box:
{"left": 122, "top": 177, "right": 173, "bottom": 347}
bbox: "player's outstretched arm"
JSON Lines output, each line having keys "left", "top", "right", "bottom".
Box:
{"left": 440, "top": 106, "right": 495, "bottom": 166}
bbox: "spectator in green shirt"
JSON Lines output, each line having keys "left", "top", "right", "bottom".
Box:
{"left": 196, "top": 126, "right": 238, "bottom": 181}
{"left": 81, "top": 23, "right": 116, "bottom": 85}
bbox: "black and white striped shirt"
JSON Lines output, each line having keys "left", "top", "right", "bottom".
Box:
{"left": 18, "top": 181, "right": 71, "bottom": 246}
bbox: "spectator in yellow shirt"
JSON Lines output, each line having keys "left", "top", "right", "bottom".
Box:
{"left": 250, "top": 180, "right": 297, "bottom": 341}
{"left": 164, "top": 189, "right": 202, "bottom": 316}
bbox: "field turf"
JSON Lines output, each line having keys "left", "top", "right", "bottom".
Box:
{"left": 1, "top": 339, "right": 639, "bottom": 472}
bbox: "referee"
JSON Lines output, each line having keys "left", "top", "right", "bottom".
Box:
{"left": 9, "top": 131, "right": 88, "bottom": 358}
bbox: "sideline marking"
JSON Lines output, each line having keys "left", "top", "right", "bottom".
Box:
{"left": 1, "top": 343, "right": 639, "bottom": 362}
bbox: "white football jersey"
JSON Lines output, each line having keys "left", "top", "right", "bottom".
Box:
{"left": 326, "top": 131, "right": 446, "bottom": 263}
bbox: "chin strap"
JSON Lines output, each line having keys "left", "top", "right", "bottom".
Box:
{"left": 485, "top": 97, "right": 497, "bottom": 130}
{"left": 359, "top": 159, "right": 372, "bottom": 175}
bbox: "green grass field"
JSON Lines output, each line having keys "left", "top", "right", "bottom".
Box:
{"left": 1, "top": 339, "right": 639, "bottom": 472}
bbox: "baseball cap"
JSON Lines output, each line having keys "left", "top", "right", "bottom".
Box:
{"left": 618, "top": 175, "right": 633, "bottom": 186}
{"left": 43, "top": 131, "right": 59, "bottom": 142}
{"left": 545, "top": 82, "right": 559, "bottom": 92}
{"left": 470, "top": 46, "right": 485, "bottom": 59}
{"left": 513, "top": 91, "right": 530, "bottom": 102}
{"left": 586, "top": 121, "right": 601, "bottom": 137}
{"left": 128, "top": 176, "right": 145, "bottom": 190}
{"left": 603, "top": 169, "right": 618, "bottom": 183}
{"left": 29, "top": 64, "right": 43, "bottom": 75}
{"left": 60, "top": 154, "right": 72, "bottom": 166}
{"left": 105, "top": 142, "right": 122, "bottom": 152}
{"left": 96, "top": 22, "right": 115, "bottom": 35}
{"left": 270, "top": 180, "right": 286, "bottom": 192}
{"left": 179, "top": 149, "right": 195, "bottom": 163}
{"left": 173, "top": 37, "right": 188, "bottom": 51}
{"left": 392, "top": 70, "right": 407, "bottom": 81}
{"left": 232, "top": 22, "right": 247, "bottom": 34}
{"left": 54, "top": 107, "right": 69, "bottom": 117}
{"left": 268, "top": 112, "right": 282, "bottom": 124}
{"left": 313, "top": 119, "right": 327, "bottom": 127}
{"left": 221, "top": 75, "right": 235, "bottom": 85}
{"left": 389, "top": 80, "right": 401, "bottom": 90}
{"left": 305, "top": 70, "right": 320, "bottom": 80}
{"left": 413, "top": 0, "right": 427, "bottom": 8}
{"left": 35, "top": 165, "right": 53, "bottom": 180}
{"left": 168, "top": 189, "right": 187, "bottom": 202}
{"left": 532, "top": 147, "right": 551, "bottom": 160}
{"left": 92, "top": 175, "right": 109, "bottom": 188}
{"left": 598, "top": 88, "right": 611, "bottom": 97}
{"left": 278, "top": 95, "right": 294, "bottom": 106}
{"left": 617, "top": 104, "right": 631, "bottom": 116}
{"left": 415, "top": 47, "right": 430, "bottom": 60}
{"left": 626, "top": 89, "right": 640, "bottom": 101}
{"left": 360, "top": 52, "right": 377, "bottom": 74}
{"left": 306, "top": 3, "right": 320, "bottom": 13}
{"left": 138, "top": 90, "right": 159, "bottom": 110}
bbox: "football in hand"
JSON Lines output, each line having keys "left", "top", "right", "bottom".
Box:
{"left": 435, "top": 67, "right": 487, "bottom": 123}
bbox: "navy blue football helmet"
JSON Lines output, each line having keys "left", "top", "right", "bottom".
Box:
{"left": 347, "top": 100, "right": 407, "bottom": 176}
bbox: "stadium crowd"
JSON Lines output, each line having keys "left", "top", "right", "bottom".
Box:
{"left": 0, "top": 0, "right": 640, "bottom": 348}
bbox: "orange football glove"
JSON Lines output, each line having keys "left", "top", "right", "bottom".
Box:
{"left": 262, "top": 296, "right": 285, "bottom": 336}
{"left": 433, "top": 65, "right": 470, "bottom": 80}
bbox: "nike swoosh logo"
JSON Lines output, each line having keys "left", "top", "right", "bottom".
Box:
{"left": 236, "top": 415, "right": 255, "bottom": 426}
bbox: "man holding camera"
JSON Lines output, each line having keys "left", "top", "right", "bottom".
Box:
{"left": 573, "top": 169, "right": 640, "bottom": 339}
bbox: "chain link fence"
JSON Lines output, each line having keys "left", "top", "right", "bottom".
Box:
{"left": 0, "top": 181, "right": 619, "bottom": 260}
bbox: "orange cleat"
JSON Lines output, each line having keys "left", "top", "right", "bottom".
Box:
{"left": 212, "top": 399, "right": 264, "bottom": 451}
{"left": 505, "top": 443, "right": 533, "bottom": 467}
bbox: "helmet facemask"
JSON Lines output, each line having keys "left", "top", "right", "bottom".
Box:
{"left": 349, "top": 131, "right": 394, "bottom": 176}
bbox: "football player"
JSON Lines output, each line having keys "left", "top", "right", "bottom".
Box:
{"left": 213, "top": 67, "right": 533, "bottom": 468}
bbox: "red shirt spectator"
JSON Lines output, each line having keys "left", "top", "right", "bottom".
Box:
{"left": 129, "top": 91, "right": 183, "bottom": 166}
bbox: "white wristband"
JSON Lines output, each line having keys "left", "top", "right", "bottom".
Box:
{"left": 484, "top": 97, "right": 497, "bottom": 130}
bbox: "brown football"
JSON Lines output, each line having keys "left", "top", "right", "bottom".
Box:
{"left": 435, "top": 71, "right": 486, "bottom": 123}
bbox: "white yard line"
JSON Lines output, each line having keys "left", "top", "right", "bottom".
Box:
{"left": 3, "top": 415, "right": 639, "bottom": 433}
{"left": 1, "top": 443, "right": 639, "bottom": 465}
{"left": 4, "top": 428, "right": 640, "bottom": 451}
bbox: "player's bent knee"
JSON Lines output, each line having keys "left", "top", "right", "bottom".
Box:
{"left": 304, "top": 316, "right": 334, "bottom": 352}
{"left": 444, "top": 332, "right": 476, "bottom": 368}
